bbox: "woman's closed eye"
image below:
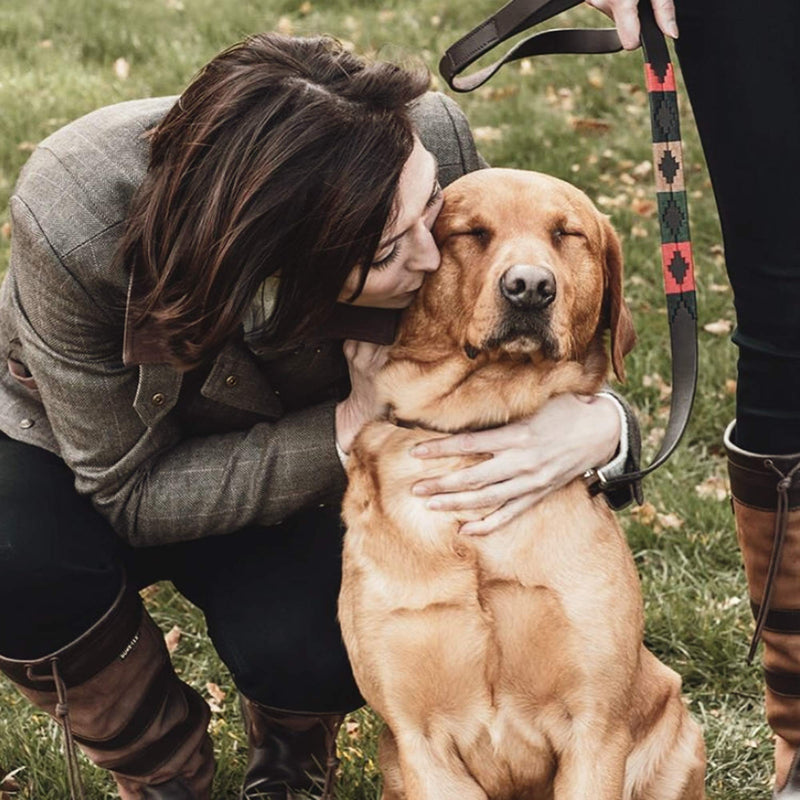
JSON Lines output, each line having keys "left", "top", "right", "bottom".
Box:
{"left": 371, "top": 242, "right": 401, "bottom": 270}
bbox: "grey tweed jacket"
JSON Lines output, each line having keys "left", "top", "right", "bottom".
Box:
{"left": 0, "top": 92, "right": 484, "bottom": 547}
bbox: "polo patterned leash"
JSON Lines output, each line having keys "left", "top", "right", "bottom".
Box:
{"left": 439, "top": 0, "right": 697, "bottom": 492}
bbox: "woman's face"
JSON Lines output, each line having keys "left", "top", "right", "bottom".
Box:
{"left": 339, "top": 138, "right": 444, "bottom": 309}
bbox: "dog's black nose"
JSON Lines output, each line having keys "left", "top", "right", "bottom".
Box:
{"left": 500, "top": 264, "right": 556, "bottom": 310}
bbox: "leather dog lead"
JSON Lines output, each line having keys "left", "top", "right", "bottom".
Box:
{"left": 440, "top": 0, "right": 698, "bottom": 493}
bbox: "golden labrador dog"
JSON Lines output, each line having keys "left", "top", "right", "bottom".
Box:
{"left": 338, "top": 168, "right": 705, "bottom": 800}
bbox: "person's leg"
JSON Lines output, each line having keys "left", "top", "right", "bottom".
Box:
{"left": 675, "top": 2, "right": 800, "bottom": 793}
{"left": 168, "top": 505, "right": 361, "bottom": 799}
{"left": 675, "top": 0, "right": 800, "bottom": 452}
{"left": 0, "top": 433, "right": 213, "bottom": 799}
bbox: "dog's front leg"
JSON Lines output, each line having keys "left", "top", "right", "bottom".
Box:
{"left": 553, "top": 725, "right": 630, "bottom": 800}
{"left": 384, "top": 729, "right": 489, "bottom": 800}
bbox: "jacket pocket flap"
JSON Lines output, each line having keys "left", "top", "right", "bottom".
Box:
{"left": 201, "top": 343, "right": 282, "bottom": 419}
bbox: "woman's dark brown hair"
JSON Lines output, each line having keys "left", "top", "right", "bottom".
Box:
{"left": 118, "top": 33, "right": 429, "bottom": 369}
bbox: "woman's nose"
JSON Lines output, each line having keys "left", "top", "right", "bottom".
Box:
{"left": 410, "top": 225, "right": 441, "bottom": 273}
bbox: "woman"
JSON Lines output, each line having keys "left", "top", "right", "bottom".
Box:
{"left": 0, "top": 33, "right": 638, "bottom": 799}
{"left": 590, "top": 0, "right": 800, "bottom": 795}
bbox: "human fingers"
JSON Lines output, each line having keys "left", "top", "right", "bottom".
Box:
{"left": 421, "top": 475, "right": 534, "bottom": 513}
{"left": 412, "top": 456, "right": 506, "bottom": 499}
{"left": 342, "top": 339, "right": 390, "bottom": 370}
{"left": 459, "top": 493, "right": 542, "bottom": 536}
{"left": 585, "top": 0, "right": 641, "bottom": 50}
{"left": 410, "top": 421, "right": 525, "bottom": 460}
{"left": 651, "top": 0, "right": 679, "bottom": 40}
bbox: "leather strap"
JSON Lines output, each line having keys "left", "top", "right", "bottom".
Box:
{"left": 440, "top": 0, "right": 698, "bottom": 492}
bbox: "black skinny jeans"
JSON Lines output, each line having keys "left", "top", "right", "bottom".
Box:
{"left": 675, "top": 0, "right": 800, "bottom": 454}
{"left": 0, "top": 432, "right": 362, "bottom": 714}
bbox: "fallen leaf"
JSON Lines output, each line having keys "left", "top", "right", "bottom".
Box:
{"left": 570, "top": 117, "right": 612, "bottom": 133}
{"left": 277, "top": 16, "right": 294, "bottom": 35}
{"left": 1, "top": 222, "right": 11, "bottom": 240}
{"left": 206, "top": 682, "right": 227, "bottom": 704}
{"left": 656, "top": 512, "right": 683, "bottom": 530}
{"left": 299, "top": 1, "right": 312, "bottom": 14}
{"left": 695, "top": 475, "right": 729, "bottom": 501}
{"left": 703, "top": 319, "right": 733, "bottom": 336}
{"left": 518, "top": 59, "right": 533, "bottom": 75}
{"left": 587, "top": 68, "right": 604, "bottom": 89}
{"left": 164, "top": 625, "right": 182, "bottom": 653}
{"left": 718, "top": 596, "right": 742, "bottom": 611}
{"left": 473, "top": 126, "right": 504, "bottom": 143}
{"left": 709, "top": 283, "right": 730, "bottom": 293}
{"left": 17, "top": 142, "right": 36, "bottom": 152}
{"left": 478, "top": 85, "right": 518, "bottom": 101}
{"left": 631, "top": 198, "right": 656, "bottom": 217}
{"left": 38, "top": 39, "right": 52, "bottom": 48}
{"left": 725, "top": 378, "right": 737, "bottom": 395}
{"left": 345, "top": 718, "right": 360, "bottom": 739}
{"left": 631, "top": 501, "right": 657, "bottom": 525}
{"left": 632, "top": 160, "right": 652, "bottom": 177}
{"left": 113, "top": 57, "right": 130, "bottom": 80}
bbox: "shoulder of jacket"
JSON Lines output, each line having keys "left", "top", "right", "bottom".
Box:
{"left": 12, "top": 97, "right": 177, "bottom": 259}
{"left": 409, "top": 91, "right": 483, "bottom": 187}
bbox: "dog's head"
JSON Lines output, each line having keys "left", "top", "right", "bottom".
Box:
{"left": 407, "top": 168, "right": 635, "bottom": 380}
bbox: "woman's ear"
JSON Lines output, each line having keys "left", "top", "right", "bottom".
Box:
{"left": 602, "top": 216, "right": 636, "bottom": 382}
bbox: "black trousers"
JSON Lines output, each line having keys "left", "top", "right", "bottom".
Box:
{"left": 675, "top": 0, "right": 800, "bottom": 453}
{"left": 0, "top": 432, "right": 362, "bottom": 714}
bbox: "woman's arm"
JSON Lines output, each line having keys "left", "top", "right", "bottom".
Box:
{"left": 9, "top": 190, "right": 348, "bottom": 548}
{"left": 409, "top": 390, "right": 642, "bottom": 535}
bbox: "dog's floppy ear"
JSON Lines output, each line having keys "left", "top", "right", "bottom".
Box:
{"left": 602, "top": 216, "right": 636, "bottom": 382}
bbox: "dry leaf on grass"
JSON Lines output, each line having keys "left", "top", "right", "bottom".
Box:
{"left": 473, "top": 126, "right": 504, "bottom": 143}
{"left": 164, "top": 625, "right": 182, "bottom": 653}
{"left": 113, "top": 58, "right": 130, "bottom": 80}
{"left": 206, "top": 682, "right": 226, "bottom": 703}
{"left": 695, "top": 475, "right": 729, "bottom": 501}
{"left": 570, "top": 117, "right": 612, "bottom": 133}
{"left": 206, "top": 682, "right": 226, "bottom": 704}
{"left": 703, "top": 319, "right": 733, "bottom": 336}
{"left": 631, "top": 197, "right": 657, "bottom": 217}
{"left": 345, "top": 718, "right": 360, "bottom": 739}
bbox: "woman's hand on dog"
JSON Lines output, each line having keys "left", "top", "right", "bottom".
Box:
{"left": 336, "top": 340, "right": 391, "bottom": 455}
{"left": 410, "top": 393, "right": 621, "bottom": 535}
{"left": 584, "top": 0, "right": 678, "bottom": 50}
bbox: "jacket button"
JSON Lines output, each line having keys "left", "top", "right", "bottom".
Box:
{"left": 20, "top": 418, "right": 35, "bottom": 429}
{"left": 151, "top": 393, "right": 166, "bottom": 406}
{"left": 225, "top": 375, "right": 238, "bottom": 387}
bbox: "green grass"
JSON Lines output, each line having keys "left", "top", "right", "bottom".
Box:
{"left": 0, "top": 0, "right": 766, "bottom": 798}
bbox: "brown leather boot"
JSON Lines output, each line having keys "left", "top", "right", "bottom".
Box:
{"left": 726, "top": 422, "right": 800, "bottom": 798}
{"left": 239, "top": 697, "right": 343, "bottom": 800}
{"left": 0, "top": 580, "right": 214, "bottom": 800}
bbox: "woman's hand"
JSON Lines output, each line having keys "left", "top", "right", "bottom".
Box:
{"left": 585, "top": 0, "right": 678, "bottom": 50}
{"left": 410, "top": 393, "right": 621, "bottom": 535}
{"left": 335, "top": 340, "right": 391, "bottom": 455}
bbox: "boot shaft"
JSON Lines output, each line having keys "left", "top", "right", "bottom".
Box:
{"left": 0, "top": 580, "right": 213, "bottom": 800}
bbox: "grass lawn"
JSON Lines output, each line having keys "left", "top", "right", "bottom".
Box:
{"left": 0, "top": 0, "right": 768, "bottom": 798}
